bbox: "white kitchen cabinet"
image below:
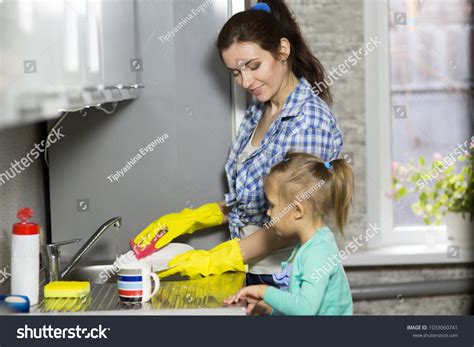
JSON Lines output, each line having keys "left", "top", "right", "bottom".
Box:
{"left": 101, "top": 0, "right": 139, "bottom": 91}
{"left": 0, "top": 0, "right": 141, "bottom": 129}
{"left": 0, "top": 1, "right": 65, "bottom": 126}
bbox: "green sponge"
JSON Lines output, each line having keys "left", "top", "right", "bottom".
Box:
{"left": 44, "top": 281, "right": 90, "bottom": 298}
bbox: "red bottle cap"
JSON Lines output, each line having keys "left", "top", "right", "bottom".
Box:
{"left": 12, "top": 208, "right": 39, "bottom": 235}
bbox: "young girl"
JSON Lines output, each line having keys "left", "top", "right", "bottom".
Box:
{"left": 224, "top": 152, "right": 354, "bottom": 315}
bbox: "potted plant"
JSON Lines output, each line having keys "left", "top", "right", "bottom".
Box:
{"left": 390, "top": 141, "right": 473, "bottom": 246}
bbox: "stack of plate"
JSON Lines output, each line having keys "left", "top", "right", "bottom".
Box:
{"left": 113, "top": 243, "right": 194, "bottom": 272}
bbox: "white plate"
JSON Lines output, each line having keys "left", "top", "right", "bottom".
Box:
{"left": 113, "top": 243, "right": 194, "bottom": 272}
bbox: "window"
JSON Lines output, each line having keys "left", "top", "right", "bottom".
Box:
{"left": 389, "top": 0, "right": 472, "bottom": 229}
{"left": 364, "top": 0, "right": 473, "bottom": 249}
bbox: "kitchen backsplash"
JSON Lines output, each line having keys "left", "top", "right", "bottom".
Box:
{"left": 0, "top": 123, "right": 48, "bottom": 292}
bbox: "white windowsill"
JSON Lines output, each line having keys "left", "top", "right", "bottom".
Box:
{"left": 343, "top": 243, "right": 474, "bottom": 267}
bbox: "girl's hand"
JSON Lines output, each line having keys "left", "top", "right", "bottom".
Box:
{"left": 224, "top": 285, "right": 269, "bottom": 314}
{"left": 224, "top": 284, "right": 268, "bottom": 303}
{"left": 246, "top": 298, "right": 273, "bottom": 316}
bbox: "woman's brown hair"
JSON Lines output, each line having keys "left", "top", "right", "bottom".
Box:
{"left": 264, "top": 152, "right": 354, "bottom": 234}
{"left": 216, "top": 0, "right": 332, "bottom": 105}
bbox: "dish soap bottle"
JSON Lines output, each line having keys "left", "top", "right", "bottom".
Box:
{"left": 11, "top": 208, "right": 40, "bottom": 305}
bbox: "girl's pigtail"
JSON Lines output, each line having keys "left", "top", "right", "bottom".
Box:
{"left": 328, "top": 159, "right": 355, "bottom": 234}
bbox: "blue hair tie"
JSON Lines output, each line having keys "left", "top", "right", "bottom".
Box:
{"left": 251, "top": 3, "right": 271, "bottom": 13}
{"left": 324, "top": 161, "right": 333, "bottom": 169}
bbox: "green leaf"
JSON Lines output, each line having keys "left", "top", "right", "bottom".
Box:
{"left": 418, "top": 156, "right": 426, "bottom": 166}
{"left": 395, "top": 186, "right": 408, "bottom": 200}
{"left": 419, "top": 191, "right": 428, "bottom": 203}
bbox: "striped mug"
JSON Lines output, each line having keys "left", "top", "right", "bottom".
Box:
{"left": 117, "top": 262, "right": 160, "bottom": 304}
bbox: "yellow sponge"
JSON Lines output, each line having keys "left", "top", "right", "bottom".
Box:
{"left": 44, "top": 281, "right": 90, "bottom": 298}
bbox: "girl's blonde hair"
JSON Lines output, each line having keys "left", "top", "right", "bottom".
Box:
{"left": 264, "top": 152, "right": 355, "bottom": 234}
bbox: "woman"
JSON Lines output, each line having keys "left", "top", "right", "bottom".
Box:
{"left": 131, "top": 0, "right": 343, "bottom": 287}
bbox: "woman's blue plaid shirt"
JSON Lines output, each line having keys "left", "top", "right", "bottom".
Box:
{"left": 224, "top": 77, "right": 344, "bottom": 239}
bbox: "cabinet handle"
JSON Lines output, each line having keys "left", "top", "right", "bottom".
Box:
{"left": 115, "top": 83, "right": 145, "bottom": 90}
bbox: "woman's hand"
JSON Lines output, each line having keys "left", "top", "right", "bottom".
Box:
{"left": 130, "top": 202, "right": 225, "bottom": 259}
{"left": 224, "top": 285, "right": 271, "bottom": 315}
{"left": 158, "top": 239, "right": 245, "bottom": 279}
{"left": 238, "top": 225, "right": 297, "bottom": 263}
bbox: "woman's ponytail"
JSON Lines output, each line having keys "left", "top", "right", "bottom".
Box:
{"left": 262, "top": 0, "right": 333, "bottom": 104}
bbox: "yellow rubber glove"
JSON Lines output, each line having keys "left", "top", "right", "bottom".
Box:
{"left": 158, "top": 239, "right": 247, "bottom": 279}
{"left": 131, "top": 202, "right": 224, "bottom": 258}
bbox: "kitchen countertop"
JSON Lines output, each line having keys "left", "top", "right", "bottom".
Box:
{"left": 9, "top": 272, "right": 247, "bottom": 315}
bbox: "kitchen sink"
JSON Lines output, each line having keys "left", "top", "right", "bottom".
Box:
{"left": 30, "top": 268, "right": 246, "bottom": 315}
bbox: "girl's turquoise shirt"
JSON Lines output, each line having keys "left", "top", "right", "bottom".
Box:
{"left": 264, "top": 226, "right": 353, "bottom": 315}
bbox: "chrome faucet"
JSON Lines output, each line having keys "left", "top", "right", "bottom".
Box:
{"left": 42, "top": 217, "right": 122, "bottom": 283}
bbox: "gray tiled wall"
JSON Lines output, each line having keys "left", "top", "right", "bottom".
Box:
{"left": 289, "top": 0, "right": 367, "bottom": 243}
{"left": 348, "top": 264, "right": 473, "bottom": 314}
